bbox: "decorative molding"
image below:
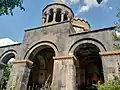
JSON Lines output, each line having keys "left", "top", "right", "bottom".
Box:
{"left": 53, "top": 55, "right": 75, "bottom": 60}
{"left": 12, "top": 60, "right": 33, "bottom": 65}
{"left": 100, "top": 50, "right": 120, "bottom": 56}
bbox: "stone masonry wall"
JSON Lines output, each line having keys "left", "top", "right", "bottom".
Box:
{"left": 100, "top": 51, "right": 120, "bottom": 81}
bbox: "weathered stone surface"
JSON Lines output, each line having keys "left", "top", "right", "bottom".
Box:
{"left": 6, "top": 60, "right": 33, "bottom": 90}
{"left": 0, "top": 20, "right": 117, "bottom": 90}
{"left": 101, "top": 54, "right": 120, "bottom": 81}
{"left": 52, "top": 55, "right": 76, "bottom": 90}
{"left": 0, "top": 1, "right": 118, "bottom": 90}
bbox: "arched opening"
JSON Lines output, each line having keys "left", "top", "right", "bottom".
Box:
{"left": 0, "top": 52, "right": 15, "bottom": 90}
{"left": 48, "top": 9, "right": 54, "bottom": 22}
{"left": 64, "top": 11, "right": 68, "bottom": 21}
{"left": 27, "top": 46, "right": 55, "bottom": 90}
{"left": 55, "top": 9, "right": 61, "bottom": 22}
{"left": 1, "top": 53, "right": 15, "bottom": 64}
{"left": 44, "top": 12, "right": 47, "bottom": 23}
{"left": 74, "top": 43, "right": 104, "bottom": 90}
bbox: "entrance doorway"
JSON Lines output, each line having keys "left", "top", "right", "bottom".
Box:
{"left": 74, "top": 43, "right": 104, "bottom": 90}
{"left": 27, "top": 46, "right": 55, "bottom": 90}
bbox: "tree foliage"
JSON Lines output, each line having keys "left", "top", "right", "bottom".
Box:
{"left": 0, "top": 63, "right": 12, "bottom": 90}
{"left": 116, "top": 8, "right": 120, "bottom": 24}
{"left": 113, "top": 8, "right": 120, "bottom": 49}
{"left": 0, "top": 0, "right": 103, "bottom": 16}
{"left": 0, "top": 0, "right": 24, "bottom": 16}
{"left": 97, "top": 76, "right": 120, "bottom": 90}
{"left": 97, "top": 9, "right": 120, "bottom": 90}
{"left": 97, "top": 0, "right": 103, "bottom": 4}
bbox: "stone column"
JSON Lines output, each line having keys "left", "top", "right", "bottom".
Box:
{"left": 46, "top": 12, "right": 50, "bottom": 23}
{"left": 68, "top": 17, "right": 71, "bottom": 21}
{"left": 42, "top": 16, "right": 46, "bottom": 24}
{"left": 67, "top": 15, "right": 71, "bottom": 21}
{"left": 6, "top": 60, "right": 33, "bottom": 90}
{"left": 53, "top": 9, "right": 57, "bottom": 22}
{"left": 52, "top": 55, "right": 76, "bottom": 90}
{"left": 61, "top": 11, "right": 65, "bottom": 22}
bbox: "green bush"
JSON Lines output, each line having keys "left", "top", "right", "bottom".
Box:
{"left": 0, "top": 63, "right": 12, "bottom": 90}
{"left": 97, "top": 77, "right": 120, "bottom": 90}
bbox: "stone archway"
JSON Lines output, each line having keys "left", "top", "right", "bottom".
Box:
{"left": 68, "top": 38, "right": 107, "bottom": 55}
{"left": 26, "top": 45, "right": 56, "bottom": 90}
{"left": 73, "top": 43, "right": 104, "bottom": 90}
{"left": 0, "top": 50, "right": 16, "bottom": 90}
{"left": 24, "top": 41, "right": 58, "bottom": 59}
{"left": 0, "top": 50, "right": 16, "bottom": 64}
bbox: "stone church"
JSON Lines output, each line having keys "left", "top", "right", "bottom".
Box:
{"left": 0, "top": 0, "right": 120, "bottom": 90}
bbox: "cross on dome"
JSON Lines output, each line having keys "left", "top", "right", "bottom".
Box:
{"left": 55, "top": 0, "right": 64, "bottom": 4}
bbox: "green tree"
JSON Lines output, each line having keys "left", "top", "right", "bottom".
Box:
{"left": 0, "top": 0, "right": 102, "bottom": 16}
{"left": 97, "top": 76, "right": 120, "bottom": 90}
{"left": 113, "top": 8, "right": 120, "bottom": 49}
{"left": 116, "top": 8, "right": 120, "bottom": 24}
{"left": 0, "top": 0, "right": 24, "bottom": 16}
{"left": 97, "top": 0, "right": 103, "bottom": 4}
{"left": 97, "top": 9, "right": 120, "bottom": 90}
{"left": 0, "top": 63, "right": 12, "bottom": 90}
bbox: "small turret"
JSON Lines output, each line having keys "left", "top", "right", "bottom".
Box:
{"left": 42, "top": 0, "right": 74, "bottom": 26}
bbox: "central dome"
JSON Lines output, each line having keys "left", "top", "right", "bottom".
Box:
{"left": 42, "top": 0, "right": 74, "bottom": 25}
{"left": 41, "top": 0, "right": 91, "bottom": 32}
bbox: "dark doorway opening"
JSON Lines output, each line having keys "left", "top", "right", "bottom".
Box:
{"left": 27, "top": 47, "right": 55, "bottom": 90}
{"left": 55, "top": 9, "right": 61, "bottom": 22}
{"left": 64, "top": 13, "right": 68, "bottom": 21}
{"left": 48, "top": 9, "right": 54, "bottom": 22}
{"left": 74, "top": 43, "right": 104, "bottom": 90}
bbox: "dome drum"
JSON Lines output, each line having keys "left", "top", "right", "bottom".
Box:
{"left": 42, "top": 3, "right": 74, "bottom": 25}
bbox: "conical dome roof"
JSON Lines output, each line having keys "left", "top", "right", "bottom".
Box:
{"left": 55, "top": 0, "right": 64, "bottom": 4}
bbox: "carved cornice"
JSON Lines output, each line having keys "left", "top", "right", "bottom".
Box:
{"left": 12, "top": 60, "right": 33, "bottom": 68}
{"left": 100, "top": 50, "right": 120, "bottom": 56}
{"left": 53, "top": 55, "right": 76, "bottom": 60}
{"left": 12, "top": 60, "right": 33, "bottom": 66}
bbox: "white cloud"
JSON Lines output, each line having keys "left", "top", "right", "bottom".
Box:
{"left": 102, "top": 0, "right": 108, "bottom": 4}
{"left": 60, "top": 0, "right": 80, "bottom": 4}
{"left": 69, "top": 0, "right": 80, "bottom": 4}
{"left": 80, "top": 0, "right": 99, "bottom": 12}
{"left": 84, "top": 0, "right": 99, "bottom": 7}
{"left": 55, "top": 0, "right": 110, "bottom": 15}
{"left": 79, "top": 5, "right": 89, "bottom": 12}
{"left": 109, "top": 7, "right": 113, "bottom": 10}
{"left": 75, "top": 0, "right": 109, "bottom": 16}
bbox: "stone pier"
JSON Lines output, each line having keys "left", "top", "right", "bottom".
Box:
{"left": 52, "top": 55, "right": 76, "bottom": 90}
{"left": 100, "top": 51, "right": 120, "bottom": 81}
{"left": 6, "top": 60, "right": 33, "bottom": 90}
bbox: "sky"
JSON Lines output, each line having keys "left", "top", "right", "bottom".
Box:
{"left": 0, "top": 0, "right": 120, "bottom": 42}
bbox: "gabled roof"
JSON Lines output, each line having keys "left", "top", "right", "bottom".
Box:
{"left": 0, "top": 38, "right": 19, "bottom": 47}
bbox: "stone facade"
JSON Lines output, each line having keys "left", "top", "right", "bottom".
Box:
{"left": 0, "top": 1, "right": 119, "bottom": 90}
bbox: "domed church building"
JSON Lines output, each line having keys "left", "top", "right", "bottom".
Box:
{"left": 0, "top": 0, "right": 119, "bottom": 90}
